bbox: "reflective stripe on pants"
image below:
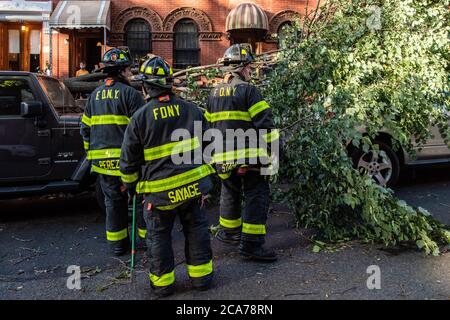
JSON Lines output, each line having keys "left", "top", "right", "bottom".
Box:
{"left": 149, "top": 271, "right": 175, "bottom": 287}
{"left": 187, "top": 260, "right": 213, "bottom": 278}
{"left": 106, "top": 228, "right": 128, "bottom": 241}
{"left": 220, "top": 170, "right": 270, "bottom": 243}
{"left": 219, "top": 216, "right": 242, "bottom": 229}
{"left": 144, "top": 197, "right": 212, "bottom": 288}
{"left": 138, "top": 228, "right": 147, "bottom": 239}
{"left": 242, "top": 223, "right": 266, "bottom": 235}
{"left": 99, "top": 175, "right": 129, "bottom": 249}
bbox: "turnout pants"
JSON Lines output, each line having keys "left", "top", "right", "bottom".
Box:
{"left": 143, "top": 197, "right": 213, "bottom": 290}
{"left": 99, "top": 175, "right": 146, "bottom": 250}
{"left": 134, "top": 195, "right": 147, "bottom": 242}
{"left": 219, "top": 170, "right": 270, "bottom": 244}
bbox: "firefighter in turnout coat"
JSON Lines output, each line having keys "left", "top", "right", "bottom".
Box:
{"left": 206, "top": 44, "right": 279, "bottom": 261}
{"left": 119, "top": 56, "right": 214, "bottom": 297}
{"left": 80, "top": 48, "right": 147, "bottom": 256}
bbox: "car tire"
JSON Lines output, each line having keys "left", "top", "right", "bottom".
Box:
{"left": 351, "top": 140, "right": 400, "bottom": 187}
{"left": 95, "top": 177, "right": 106, "bottom": 213}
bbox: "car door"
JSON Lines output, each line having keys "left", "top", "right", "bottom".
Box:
{"left": 37, "top": 76, "right": 85, "bottom": 180}
{"left": 414, "top": 119, "right": 450, "bottom": 160}
{"left": 0, "top": 75, "right": 52, "bottom": 183}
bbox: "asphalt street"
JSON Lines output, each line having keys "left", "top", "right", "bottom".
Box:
{"left": 0, "top": 165, "right": 449, "bottom": 300}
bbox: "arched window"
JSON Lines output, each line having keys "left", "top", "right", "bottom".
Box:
{"left": 125, "top": 19, "right": 151, "bottom": 63}
{"left": 277, "top": 21, "right": 294, "bottom": 49}
{"left": 173, "top": 19, "right": 199, "bottom": 69}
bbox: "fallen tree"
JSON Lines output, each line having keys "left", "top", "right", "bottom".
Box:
{"left": 262, "top": 0, "right": 450, "bottom": 254}
{"left": 63, "top": 72, "right": 142, "bottom": 94}
{"left": 186, "top": 0, "right": 450, "bottom": 254}
{"left": 63, "top": 52, "right": 279, "bottom": 97}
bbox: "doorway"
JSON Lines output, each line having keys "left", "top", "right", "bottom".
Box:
{"left": 8, "top": 29, "right": 21, "bottom": 71}
{"left": 85, "top": 38, "right": 102, "bottom": 73}
{"left": 229, "top": 29, "right": 266, "bottom": 54}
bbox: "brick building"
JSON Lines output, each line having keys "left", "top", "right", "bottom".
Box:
{"left": 0, "top": 0, "right": 52, "bottom": 72}
{"left": 1, "top": 1, "right": 317, "bottom": 79}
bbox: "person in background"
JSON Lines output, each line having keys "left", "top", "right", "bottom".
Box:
{"left": 76, "top": 61, "right": 89, "bottom": 77}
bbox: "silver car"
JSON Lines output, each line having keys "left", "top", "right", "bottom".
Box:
{"left": 350, "top": 124, "right": 450, "bottom": 187}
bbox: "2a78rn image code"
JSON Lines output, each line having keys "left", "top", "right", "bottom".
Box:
{"left": 176, "top": 304, "right": 273, "bottom": 317}
{"left": 219, "top": 304, "right": 272, "bottom": 315}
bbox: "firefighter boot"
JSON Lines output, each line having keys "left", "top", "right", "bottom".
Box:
{"left": 191, "top": 272, "right": 214, "bottom": 291}
{"left": 216, "top": 228, "right": 241, "bottom": 246}
{"left": 111, "top": 237, "right": 130, "bottom": 256}
{"left": 151, "top": 283, "right": 175, "bottom": 299}
{"left": 239, "top": 242, "right": 277, "bottom": 262}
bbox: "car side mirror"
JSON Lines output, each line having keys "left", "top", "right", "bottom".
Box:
{"left": 21, "top": 101, "right": 43, "bottom": 117}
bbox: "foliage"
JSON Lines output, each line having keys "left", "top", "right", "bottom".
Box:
{"left": 263, "top": 0, "right": 450, "bottom": 254}
{"left": 184, "top": 0, "right": 450, "bottom": 255}
{"left": 184, "top": 68, "right": 222, "bottom": 108}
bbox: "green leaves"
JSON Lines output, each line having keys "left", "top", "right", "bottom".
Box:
{"left": 264, "top": 0, "right": 450, "bottom": 255}
{"left": 181, "top": 0, "right": 449, "bottom": 256}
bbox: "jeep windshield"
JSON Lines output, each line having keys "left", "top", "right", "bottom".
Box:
{"left": 37, "top": 76, "right": 81, "bottom": 114}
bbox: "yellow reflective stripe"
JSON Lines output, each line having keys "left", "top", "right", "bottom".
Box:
{"left": 144, "top": 137, "right": 200, "bottom": 161}
{"left": 138, "top": 228, "right": 147, "bottom": 239}
{"left": 136, "top": 164, "right": 215, "bottom": 194}
{"left": 242, "top": 223, "right": 266, "bottom": 235}
{"left": 156, "top": 202, "right": 184, "bottom": 211}
{"left": 82, "top": 114, "right": 91, "bottom": 126}
{"left": 157, "top": 68, "right": 166, "bottom": 75}
{"left": 87, "top": 148, "right": 121, "bottom": 160}
{"left": 205, "top": 110, "right": 252, "bottom": 122}
{"left": 83, "top": 140, "right": 89, "bottom": 150}
{"left": 263, "top": 129, "right": 280, "bottom": 143}
{"left": 121, "top": 172, "right": 139, "bottom": 184}
{"left": 106, "top": 228, "right": 128, "bottom": 241}
{"left": 212, "top": 148, "right": 268, "bottom": 163}
{"left": 90, "top": 115, "right": 130, "bottom": 126}
{"left": 149, "top": 271, "right": 175, "bottom": 287}
{"left": 187, "top": 260, "right": 213, "bottom": 278}
{"left": 248, "top": 101, "right": 270, "bottom": 118}
{"left": 220, "top": 216, "right": 242, "bottom": 229}
{"left": 91, "top": 165, "right": 121, "bottom": 176}
{"left": 218, "top": 172, "right": 232, "bottom": 180}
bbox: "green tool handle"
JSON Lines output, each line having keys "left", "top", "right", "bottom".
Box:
{"left": 131, "top": 194, "right": 137, "bottom": 271}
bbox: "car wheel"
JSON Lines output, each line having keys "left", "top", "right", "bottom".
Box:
{"left": 351, "top": 140, "right": 400, "bottom": 187}
{"left": 95, "top": 177, "right": 106, "bottom": 213}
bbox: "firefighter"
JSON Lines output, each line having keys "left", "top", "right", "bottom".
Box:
{"left": 80, "top": 48, "right": 147, "bottom": 256}
{"left": 206, "top": 44, "right": 279, "bottom": 262}
{"left": 120, "top": 56, "right": 214, "bottom": 297}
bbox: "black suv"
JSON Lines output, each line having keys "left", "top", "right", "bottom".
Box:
{"left": 0, "top": 72, "right": 101, "bottom": 203}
